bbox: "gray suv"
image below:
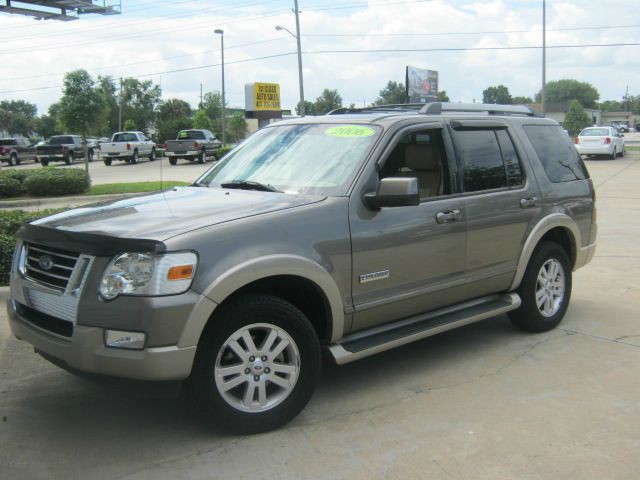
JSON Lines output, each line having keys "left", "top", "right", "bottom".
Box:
{"left": 7, "top": 103, "right": 596, "bottom": 433}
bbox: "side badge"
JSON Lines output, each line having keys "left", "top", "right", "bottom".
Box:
{"left": 359, "top": 270, "right": 390, "bottom": 284}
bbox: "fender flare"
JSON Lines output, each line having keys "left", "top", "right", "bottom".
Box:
{"left": 178, "top": 255, "right": 345, "bottom": 347}
{"left": 509, "top": 213, "right": 581, "bottom": 291}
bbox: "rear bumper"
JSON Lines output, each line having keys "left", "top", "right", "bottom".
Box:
{"left": 165, "top": 151, "right": 198, "bottom": 157}
{"left": 576, "top": 145, "right": 615, "bottom": 155}
{"left": 7, "top": 298, "right": 197, "bottom": 381}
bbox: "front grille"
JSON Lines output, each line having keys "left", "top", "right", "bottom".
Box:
{"left": 15, "top": 301, "right": 73, "bottom": 337}
{"left": 25, "top": 243, "right": 80, "bottom": 291}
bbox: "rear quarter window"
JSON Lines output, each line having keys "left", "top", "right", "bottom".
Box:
{"left": 523, "top": 125, "right": 589, "bottom": 182}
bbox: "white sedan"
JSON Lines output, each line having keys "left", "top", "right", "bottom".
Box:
{"left": 575, "top": 126, "right": 625, "bottom": 159}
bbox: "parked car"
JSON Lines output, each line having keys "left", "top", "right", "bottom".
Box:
{"left": 99, "top": 131, "right": 156, "bottom": 165}
{"left": 575, "top": 126, "right": 625, "bottom": 159}
{"left": 0, "top": 138, "right": 38, "bottom": 165}
{"left": 164, "top": 129, "right": 221, "bottom": 165}
{"left": 8, "top": 103, "right": 596, "bottom": 434}
{"left": 36, "top": 135, "right": 92, "bottom": 166}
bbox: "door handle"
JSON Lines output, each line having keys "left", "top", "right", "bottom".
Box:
{"left": 436, "top": 209, "right": 461, "bottom": 224}
{"left": 520, "top": 197, "right": 539, "bottom": 209}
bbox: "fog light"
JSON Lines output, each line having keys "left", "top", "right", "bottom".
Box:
{"left": 105, "top": 330, "right": 146, "bottom": 350}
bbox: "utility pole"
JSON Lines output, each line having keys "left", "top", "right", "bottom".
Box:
{"left": 214, "top": 29, "right": 226, "bottom": 146}
{"left": 541, "top": 0, "right": 546, "bottom": 117}
{"left": 200, "top": 83, "right": 203, "bottom": 110}
{"left": 624, "top": 85, "right": 629, "bottom": 112}
{"left": 118, "top": 77, "right": 122, "bottom": 131}
{"left": 293, "top": 0, "right": 305, "bottom": 116}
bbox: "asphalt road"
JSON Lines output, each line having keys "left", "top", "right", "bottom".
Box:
{"left": 1, "top": 154, "right": 639, "bottom": 480}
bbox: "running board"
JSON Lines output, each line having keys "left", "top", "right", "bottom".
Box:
{"left": 328, "top": 293, "right": 521, "bottom": 365}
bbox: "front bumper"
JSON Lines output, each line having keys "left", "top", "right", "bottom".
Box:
{"left": 7, "top": 298, "right": 197, "bottom": 381}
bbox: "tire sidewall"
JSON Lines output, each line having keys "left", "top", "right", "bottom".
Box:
{"left": 513, "top": 241, "right": 572, "bottom": 332}
{"left": 189, "top": 295, "right": 321, "bottom": 434}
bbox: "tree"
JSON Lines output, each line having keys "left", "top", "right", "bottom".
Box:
{"left": 95, "top": 75, "right": 119, "bottom": 136}
{"left": 33, "top": 114, "right": 59, "bottom": 139}
{"left": 228, "top": 112, "right": 248, "bottom": 142}
{"left": 512, "top": 95, "right": 533, "bottom": 104}
{"left": 120, "top": 77, "right": 161, "bottom": 134}
{"left": 436, "top": 91, "right": 450, "bottom": 102}
{"left": 123, "top": 119, "right": 137, "bottom": 131}
{"left": 58, "top": 69, "right": 103, "bottom": 173}
{"left": 0, "top": 99, "right": 37, "bottom": 136}
{"left": 296, "top": 100, "right": 315, "bottom": 116}
{"left": 155, "top": 98, "right": 192, "bottom": 143}
{"left": 483, "top": 85, "right": 512, "bottom": 104}
{"left": 535, "top": 79, "right": 599, "bottom": 109}
{"left": 563, "top": 100, "right": 591, "bottom": 136}
{"left": 373, "top": 81, "right": 406, "bottom": 105}
{"left": 193, "top": 109, "right": 213, "bottom": 130}
{"left": 314, "top": 89, "right": 343, "bottom": 115}
{"left": 599, "top": 100, "right": 623, "bottom": 111}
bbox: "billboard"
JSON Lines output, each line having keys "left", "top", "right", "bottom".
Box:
{"left": 245, "top": 82, "right": 281, "bottom": 111}
{"left": 406, "top": 66, "right": 438, "bottom": 103}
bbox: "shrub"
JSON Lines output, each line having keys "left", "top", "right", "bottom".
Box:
{"left": 0, "top": 176, "right": 23, "bottom": 198}
{"left": 0, "top": 169, "right": 29, "bottom": 185}
{"left": 0, "top": 208, "right": 66, "bottom": 285}
{"left": 24, "top": 168, "right": 90, "bottom": 197}
{"left": 217, "top": 146, "right": 233, "bottom": 158}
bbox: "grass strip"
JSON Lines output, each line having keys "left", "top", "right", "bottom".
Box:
{"left": 87, "top": 181, "right": 191, "bottom": 195}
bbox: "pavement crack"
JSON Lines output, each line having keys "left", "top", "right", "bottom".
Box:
{"left": 559, "top": 328, "right": 640, "bottom": 349}
{"left": 492, "top": 332, "right": 570, "bottom": 376}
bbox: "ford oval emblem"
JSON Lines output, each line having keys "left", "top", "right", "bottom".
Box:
{"left": 38, "top": 255, "right": 54, "bottom": 271}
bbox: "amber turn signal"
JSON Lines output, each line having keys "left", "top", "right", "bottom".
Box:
{"left": 167, "top": 265, "right": 194, "bottom": 281}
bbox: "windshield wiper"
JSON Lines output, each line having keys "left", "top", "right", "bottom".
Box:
{"left": 220, "top": 180, "right": 282, "bottom": 193}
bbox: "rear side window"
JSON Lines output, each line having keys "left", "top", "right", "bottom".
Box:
{"left": 0, "top": 139, "right": 17, "bottom": 146}
{"left": 452, "top": 129, "right": 507, "bottom": 192}
{"left": 523, "top": 125, "right": 589, "bottom": 182}
{"left": 496, "top": 130, "right": 524, "bottom": 187}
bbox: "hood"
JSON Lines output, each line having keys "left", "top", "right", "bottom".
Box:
{"left": 32, "top": 186, "right": 325, "bottom": 241}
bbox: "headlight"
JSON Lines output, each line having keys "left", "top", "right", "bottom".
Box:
{"left": 99, "top": 251, "right": 197, "bottom": 300}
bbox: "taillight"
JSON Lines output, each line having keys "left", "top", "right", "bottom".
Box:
{"left": 0, "top": 147, "right": 6, "bottom": 154}
{"left": 575, "top": 137, "right": 579, "bottom": 144}
{"left": 126, "top": 143, "right": 131, "bottom": 150}
{"left": 604, "top": 137, "right": 611, "bottom": 144}
{"left": 163, "top": 143, "right": 167, "bottom": 150}
{"left": 193, "top": 142, "right": 200, "bottom": 149}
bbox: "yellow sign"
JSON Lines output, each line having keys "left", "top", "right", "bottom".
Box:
{"left": 254, "top": 83, "right": 280, "bottom": 111}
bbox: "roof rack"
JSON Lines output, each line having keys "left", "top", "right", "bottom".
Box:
{"left": 327, "top": 104, "right": 425, "bottom": 115}
{"left": 420, "top": 102, "right": 538, "bottom": 117}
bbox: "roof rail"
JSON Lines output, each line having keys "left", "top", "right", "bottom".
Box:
{"left": 420, "top": 102, "right": 538, "bottom": 117}
{"left": 327, "top": 104, "right": 425, "bottom": 115}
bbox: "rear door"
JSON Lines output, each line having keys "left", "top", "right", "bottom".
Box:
{"left": 448, "top": 121, "right": 541, "bottom": 296}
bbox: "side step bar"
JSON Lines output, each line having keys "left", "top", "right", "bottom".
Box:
{"left": 328, "top": 293, "right": 521, "bottom": 365}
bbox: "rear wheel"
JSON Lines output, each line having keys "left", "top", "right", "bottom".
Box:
{"left": 187, "top": 294, "right": 321, "bottom": 434}
{"left": 149, "top": 148, "right": 156, "bottom": 161}
{"left": 619, "top": 146, "right": 625, "bottom": 157}
{"left": 9, "top": 153, "right": 17, "bottom": 166}
{"left": 103, "top": 159, "right": 112, "bottom": 166}
{"left": 609, "top": 148, "right": 616, "bottom": 160}
{"left": 168, "top": 157, "right": 178, "bottom": 165}
{"left": 65, "top": 152, "right": 73, "bottom": 165}
{"left": 131, "top": 149, "right": 139, "bottom": 164}
{"left": 509, "top": 241, "right": 572, "bottom": 333}
{"left": 41, "top": 159, "right": 49, "bottom": 167}
{"left": 198, "top": 149, "right": 206, "bottom": 164}
{"left": 88, "top": 149, "right": 94, "bottom": 162}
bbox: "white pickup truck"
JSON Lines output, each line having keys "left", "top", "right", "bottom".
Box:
{"left": 100, "top": 131, "right": 156, "bottom": 166}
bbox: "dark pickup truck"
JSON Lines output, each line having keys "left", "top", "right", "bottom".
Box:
{"left": 164, "top": 129, "right": 221, "bottom": 165}
{"left": 36, "top": 135, "right": 93, "bottom": 166}
{"left": 0, "top": 138, "right": 38, "bottom": 166}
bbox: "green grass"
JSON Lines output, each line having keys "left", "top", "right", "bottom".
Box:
{"left": 626, "top": 146, "right": 640, "bottom": 152}
{"left": 87, "top": 181, "right": 191, "bottom": 195}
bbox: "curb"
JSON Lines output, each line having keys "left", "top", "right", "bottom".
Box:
{"left": 0, "top": 286, "right": 9, "bottom": 303}
{"left": 0, "top": 192, "right": 141, "bottom": 210}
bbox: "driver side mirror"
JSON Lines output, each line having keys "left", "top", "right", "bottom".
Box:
{"left": 364, "top": 177, "right": 420, "bottom": 209}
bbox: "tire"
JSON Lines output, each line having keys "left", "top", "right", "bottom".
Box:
{"left": 169, "top": 157, "right": 177, "bottom": 165}
{"left": 103, "top": 159, "right": 112, "bottom": 166}
{"left": 65, "top": 152, "right": 73, "bottom": 165}
{"left": 609, "top": 148, "right": 616, "bottom": 160}
{"left": 509, "top": 241, "right": 572, "bottom": 333}
{"left": 41, "top": 159, "right": 49, "bottom": 167}
{"left": 88, "top": 149, "right": 94, "bottom": 162}
{"left": 8, "top": 153, "right": 17, "bottom": 166}
{"left": 187, "top": 294, "right": 321, "bottom": 434}
{"left": 619, "top": 147, "right": 625, "bottom": 157}
{"left": 198, "top": 149, "right": 206, "bottom": 164}
{"left": 131, "top": 149, "right": 139, "bottom": 164}
{"left": 149, "top": 148, "right": 156, "bottom": 161}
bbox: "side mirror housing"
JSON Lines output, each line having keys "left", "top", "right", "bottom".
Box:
{"left": 364, "top": 177, "right": 420, "bottom": 209}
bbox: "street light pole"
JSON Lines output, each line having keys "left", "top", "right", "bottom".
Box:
{"left": 214, "top": 29, "right": 226, "bottom": 146}
{"left": 276, "top": 0, "right": 305, "bottom": 116}
{"left": 542, "top": 0, "right": 546, "bottom": 117}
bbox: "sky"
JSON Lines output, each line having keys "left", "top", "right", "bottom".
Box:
{"left": 0, "top": 0, "right": 638, "bottom": 115}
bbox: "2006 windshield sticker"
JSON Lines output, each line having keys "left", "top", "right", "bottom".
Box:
{"left": 325, "top": 125, "right": 375, "bottom": 138}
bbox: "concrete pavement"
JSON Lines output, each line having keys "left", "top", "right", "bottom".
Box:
{"left": 1, "top": 154, "right": 639, "bottom": 480}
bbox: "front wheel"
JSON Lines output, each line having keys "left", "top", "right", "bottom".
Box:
{"left": 149, "top": 148, "right": 156, "bottom": 161}
{"left": 103, "top": 159, "right": 112, "bottom": 166}
{"left": 187, "top": 294, "right": 321, "bottom": 434}
{"left": 8, "top": 153, "right": 17, "bottom": 166}
{"left": 88, "top": 150, "right": 94, "bottom": 162}
{"left": 65, "top": 152, "right": 73, "bottom": 165}
{"left": 198, "top": 149, "right": 206, "bottom": 164}
{"left": 509, "top": 241, "right": 572, "bottom": 333}
{"left": 40, "top": 159, "right": 49, "bottom": 167}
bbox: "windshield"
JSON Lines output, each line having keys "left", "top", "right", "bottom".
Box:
{"left": 580, "top": 128, "right": 609, "bottom": 136}
{"left": 49, "top": 136, "right": 73, "bottom": 145}
{"left": 195, "top": 123, "right": 380, "bottom": 196}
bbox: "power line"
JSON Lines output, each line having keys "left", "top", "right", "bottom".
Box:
{"left": 2, "top": 41, "right": 638, "bottom": 95}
